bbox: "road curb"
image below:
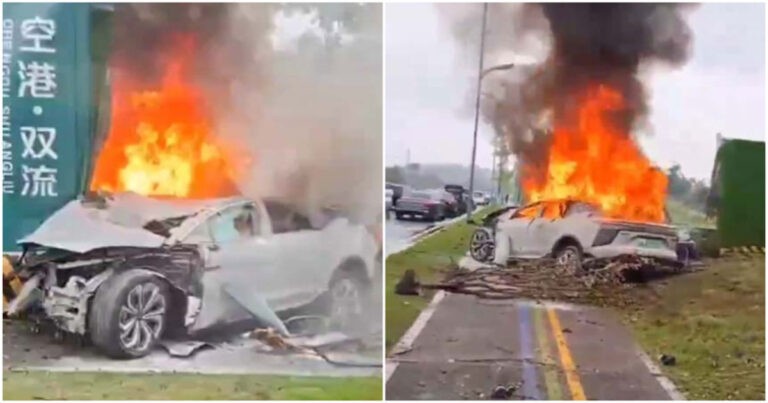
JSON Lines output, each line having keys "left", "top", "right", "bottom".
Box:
{"left": 635, "top": 347, "right": 686, "bottom": 400}
{"left": 719, "top": 246, "right": 765, "bottom": 256}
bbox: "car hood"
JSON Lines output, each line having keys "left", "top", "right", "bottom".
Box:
{"left": 17, "top": 193, "right": 226, "bottom": 253}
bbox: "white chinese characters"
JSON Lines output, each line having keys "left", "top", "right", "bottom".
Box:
{"left": 20, "top": 127, "right": 58, "bottom": 160}
{"left": 17, "top": 61, "right": 57, "bottom": 98}
{"left": 19, "top": 17, "right": 56, "bottom": 53}
{"left": 16, "top": 15, "right": 59, "bottom": 198}
{"left": 21, "top": 164, "right": 58, "bottom": 197}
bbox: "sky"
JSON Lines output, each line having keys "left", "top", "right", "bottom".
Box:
{"left": 385, "top": 3, "right": 766, "bottom": 181}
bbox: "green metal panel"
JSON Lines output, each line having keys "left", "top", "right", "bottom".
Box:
{"left": 715, "top": 139, "right": 765, "bottom": 247}
{"left": 2, "top": 3, "right": 93, "bottom": 251}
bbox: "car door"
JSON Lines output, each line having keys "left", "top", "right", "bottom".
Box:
{"left": 203, "top": 202, "right": 283, "bottom": 304}
{"left": 497, "top": 203, "right": 541, "bottom": 257}
{"left": 527, "top": 201, "right": 565, "bottom": 257}
{"left": 267, "top": 209, "right": 331, "bottom": 310}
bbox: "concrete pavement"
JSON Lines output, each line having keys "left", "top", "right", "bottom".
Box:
{"left": 386, "top": 293, "right": 680, "bottom": 400}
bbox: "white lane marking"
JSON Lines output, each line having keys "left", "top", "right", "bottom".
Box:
{"left": 636, "top": 345, "right": 686, "bottom": 400}
{"left": 386, "top": 290, "right": 446, "bottom": 382}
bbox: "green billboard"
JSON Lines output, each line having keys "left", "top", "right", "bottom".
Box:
{"left": 2, "top": 3, "right": 93, "bottom": 252}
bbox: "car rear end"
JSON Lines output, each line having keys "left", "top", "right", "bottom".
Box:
{"left": 394, "top": 192, "right": 442, "bottom": 219}
{"left": 588, "top": 219, "right": 680, "bottom": 266}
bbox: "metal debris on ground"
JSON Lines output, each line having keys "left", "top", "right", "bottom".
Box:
{"left": 659, "top": 353, "right": 677, "bottom": 366}
{"left": 490, "top": 385, "right": 517, "bottom": 400}
{"left": 245, "top": 327, "right": 381, "bottom": 368}
{"left": 418, "top": 256, "right": 697, "bottom": 303}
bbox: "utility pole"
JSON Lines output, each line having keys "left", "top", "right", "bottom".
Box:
{"left": 466, "top": 2, "right": 488, "bottom": 222}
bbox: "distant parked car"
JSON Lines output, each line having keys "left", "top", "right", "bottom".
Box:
{"left": 444, "top": 184, "right": 468, "bottom": 216}
{"left": 472, "top": 191, "right": 490, "bottom": 207}
{"left": 433, "top": 189, "right": 460, "bottom": 218}
{"left": 386, "top": 182, "right": 410, "bottom": 208}
{"left": 468, "top": 199, "right": 680, "bottom": 267}
{"left": 393, "top": 190, "right": 446, "bottom": 222}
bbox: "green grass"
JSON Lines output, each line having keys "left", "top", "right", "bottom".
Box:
{"left": 386, "top": 208, "right": 493, "bottom": 350}
{"left": 623, "top": 257, "right": 765, "bottom": 400}
{"left": 3, "top": 371, "right": 382, "bottom": 400}
{"left": 666, "top": 199, "right": 714, "bottom": 228}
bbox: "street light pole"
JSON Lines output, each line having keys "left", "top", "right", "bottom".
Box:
{"left": 466, "top": 2, "right": 488, "bottom": 223}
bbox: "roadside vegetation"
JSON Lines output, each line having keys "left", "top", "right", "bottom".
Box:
{"left": 386, "top": 208, "right": 492, "bottom": 350}
{"left": 667, "top": 199, "right": 713, "bottom": 228}
{"left": 622, "top": 256, "right": 764, "bottom": 400}
{"left": 3, "top": 371, "right": 382, "bottom": 400}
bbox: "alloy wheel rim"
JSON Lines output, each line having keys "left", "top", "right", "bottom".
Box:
{"left": 330, "top": 278, "right": 362, "bottom": 328}
{"left": 118, "top": 282, "right": 166, "bottom": 353}
{"left": 557, "top": 248, "right": 578, "bottom": 266}
{"left": 471, "top": 230, "right": 494, "bottom": 262}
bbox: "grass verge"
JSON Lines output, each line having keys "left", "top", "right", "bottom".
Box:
{"left": 3, "top": 371, "right": 382, "bottom": 400}
{"left": 666, "top": 199, "right": 713, "bottom": 228}
{"left": 385, "top": 208, "right": 493, "bottom": 350}
{"left": 622, "top": 256, "right": 765, "bottom": 400}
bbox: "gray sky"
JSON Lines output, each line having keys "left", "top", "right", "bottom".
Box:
{"left": 385, "top": 3, "right": 765, "bottom": 181}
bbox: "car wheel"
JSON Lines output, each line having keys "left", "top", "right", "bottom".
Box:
{"left": 470, "top": 228, "right": 495, "bottom": 262}
{"left": 327, "top": 269, "right": 369, "bottom": 333}
{"left": 395, "top": 212, "right": 404, "bottom": 220}
{"left": 555, "top": 244, "right": 582, "bottom": 270}
{"left": 89, "top": 269, "right": 171, "bottom": 359}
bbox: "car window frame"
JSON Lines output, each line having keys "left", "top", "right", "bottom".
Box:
{"left": 183, "top": 201, "right": 262, "bottom": 245}
{"left": 511, "top": 202, "right": 543, "bottom": 219}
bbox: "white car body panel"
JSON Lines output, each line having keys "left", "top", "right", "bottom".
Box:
{"left": 492, "top": 200, "right": 679, "bottom": 264}
{"left": 16, "top": 193, "right": 377, "bottom": 334}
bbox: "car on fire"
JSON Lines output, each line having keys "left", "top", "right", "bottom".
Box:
{"left": 7, "top": 192, "right": 378, "bottom": 359}
{"left": 468, "top": 199, "right": 680, "bottom": 267}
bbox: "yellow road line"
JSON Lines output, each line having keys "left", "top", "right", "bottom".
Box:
{"left": 533, "top": 306, "right": 563, "bottom": 400}
{"left": 547, "top": 307, "right": 586, "bottom": 400}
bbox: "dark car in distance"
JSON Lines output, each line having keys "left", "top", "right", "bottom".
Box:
{"left": 444, "top": 184, "right": 468, "bottom": 216}
{"left": 393, "top": 190, "right": 446, "bottom": 222}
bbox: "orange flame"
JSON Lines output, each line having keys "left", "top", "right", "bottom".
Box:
{"left": 522, "top": 84, "right": 667, "bottom": 222}
{"left": 90, "top": 37, "right": 245, "bottom": 198}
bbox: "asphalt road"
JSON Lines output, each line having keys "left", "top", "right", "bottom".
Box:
{"left": 384, "top": 215, "right": 438, "bottom": 256}
{"left": 386, "top": 293, "right": 680, "bottom": 400}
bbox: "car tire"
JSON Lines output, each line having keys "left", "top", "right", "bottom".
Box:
{"left": 89, "top": 269, "right": 171, "bottom": 359}
{"left": 395, "top": 212, "right": 404, "bottom": 220}
{"left": 554, "top": 244, "right": 583, "bottom": 270}
{"left": 327, "top": 266, "right": 370, "bottom": 334}
{"left": 470, "top": 228, "right": 495, "bottom": 263}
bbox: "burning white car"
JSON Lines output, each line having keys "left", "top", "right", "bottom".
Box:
{"left": 469, "top": 199, "right": 680, "bottom": 267}
{"left": 8, "top": 192, "right": 378, "bottom": 358}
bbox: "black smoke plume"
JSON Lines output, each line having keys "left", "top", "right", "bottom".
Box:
{"left": 444, "top": 4, "right": 695, "bottom": 178}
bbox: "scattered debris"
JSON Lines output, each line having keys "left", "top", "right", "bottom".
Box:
{"left": 660, "top": 354, "right": 677, "bottom": 366}
{"left": 395, "top": 269, "right": 421, "bottom": 296}
{"left": 159, "top": 340, "right": 211, "bottom": 358}
{"left": 490, "top": 385, "right": 517, "bottom": 400}
{"left": 419, "top": 256, "right": 698, "bottom": 305}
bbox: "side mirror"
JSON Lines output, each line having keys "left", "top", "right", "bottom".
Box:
{"left": 207, "top": 243, "right": 220, "bottom": 252}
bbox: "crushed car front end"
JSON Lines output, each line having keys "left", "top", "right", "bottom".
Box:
{"left": 9, "top": 245, "right": 204, "bottom": 338}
